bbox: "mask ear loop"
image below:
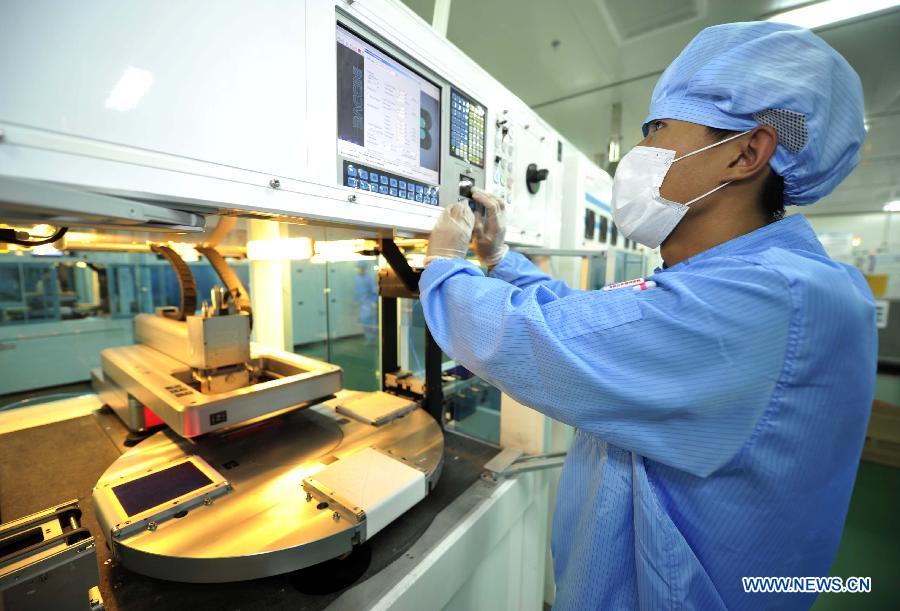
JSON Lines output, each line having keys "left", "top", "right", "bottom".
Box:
{"left": 683, "top": 181, "right": 733, "bottom": 206}
{"left": 673, "top": 129, "right": 751, "bottom": 163}
{"left": 674, "top": 129, "right": 752, "bottom": 206}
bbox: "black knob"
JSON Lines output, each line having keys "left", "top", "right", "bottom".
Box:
{"left": 526, "top": 163, "right": 549, "bottom": 194}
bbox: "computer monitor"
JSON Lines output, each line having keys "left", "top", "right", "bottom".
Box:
{"left": 336, "top": 24, "right": 441, "bottom": 205}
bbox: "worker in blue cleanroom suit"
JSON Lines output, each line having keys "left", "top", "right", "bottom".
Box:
{"left": 420, "top": 22, "right": 876, "bottom": 610}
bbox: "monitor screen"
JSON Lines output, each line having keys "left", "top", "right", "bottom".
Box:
{"left": 336, "top": 25, "right": 441, "bottom": 196}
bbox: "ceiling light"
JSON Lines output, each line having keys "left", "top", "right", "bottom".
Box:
{"left": 883, "top": 200, "right": 900, "bottom": 212}
{"left": 168, "top": 242, "right": 200, "bottom": 262}
{"left": 311, "top": 239, "right": 369, "bottom": 263}
{"left": 247, "top": 237, "right": 313, "bottom": 261}
{"left": 31, "top": 244, "right": 62, "bottom": 256}
{"left": 767, "top": 0, "right": 900, "bottom": 29}
{"left": 105, "top": 66, "right": 154, "bottom": 112}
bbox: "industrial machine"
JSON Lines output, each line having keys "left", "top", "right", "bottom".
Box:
{"left": 85, "top": 237, "right": 445, "bottom": 582}
{"left": 0, "top": 1, "right": 563, "bottom": 247}
{"left": 89, "top": 250, "right": 444, "bottom": 582}
{"left": 93, "top": 244, "right": 343, "bottom": 437}
{"left": 0, "top": 0, "right": 609, "bottom": 604}
{"left": 559, "top": 149, "right": 652, "bottom": 287}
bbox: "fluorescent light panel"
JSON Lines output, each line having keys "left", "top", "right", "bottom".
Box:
{"left": 883, "top": 200, "right": 900, "bottom": 212}
{"left": 247, "top": 237, "right": 313, "bottom": 261}
{"left": 768, "top": 0, "right": 900, "bottom": 28}
{"left": 105, "top": 66, "right": 154, "bottom": 112}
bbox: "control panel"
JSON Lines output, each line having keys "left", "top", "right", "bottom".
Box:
{"left": 342, "top": 160, "right": 440, "bottom": 204}
{"left": 491, "top": 117, "right": 515, "bottom": 202}
{"left": 335, "top": 19, "right": 487, "bottom": 210}
{"left": 449, "top": 89, "right": 486, "bottom": 167}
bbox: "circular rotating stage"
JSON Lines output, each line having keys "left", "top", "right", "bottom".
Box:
{"left": 92, "top": 393, "right": 444, "bottom": 583}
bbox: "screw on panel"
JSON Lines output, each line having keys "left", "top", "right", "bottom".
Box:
{"left": 146, "top": 521, "right": 158, "bottom": 532}
{"left": 306, "top": 492, "right": 313, "bottom": 502}
{"left": 348, "top": 194, "right": 357, "bottom": 203}
{"left": 269, "top": 179, "right": 281, "bottom": 189}
{"left": 203, "top": 497, "right": 213, "bottom": 506}
{"left": 332, "top": 512, "right": 341, "bottom": 521}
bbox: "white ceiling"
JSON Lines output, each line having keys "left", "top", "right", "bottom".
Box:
{"left": 400, "top": 0, "right": 900, "bottom": 215}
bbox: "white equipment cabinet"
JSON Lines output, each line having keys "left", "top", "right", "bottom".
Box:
{"left": 0, "top": 0, "right": 564, "bottom": 246}
{"left": 558, "top": 149, "right": 617, "bottom": 286}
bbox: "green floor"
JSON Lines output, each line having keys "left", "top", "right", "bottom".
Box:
{"left": 812, "top": 461, "right": 900, "bottom": 610}
{"left": 875, "top": 372, "right": 900, "bottom": 405}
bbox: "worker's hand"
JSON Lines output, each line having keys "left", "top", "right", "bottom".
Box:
{"left": 425, "top": 202, "right": 475, "bottom": 266}
{"left": 471, "top": 189, "right": 509, "bottom": 268}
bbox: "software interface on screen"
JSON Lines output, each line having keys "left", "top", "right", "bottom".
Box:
{"left": 336, "top": 25, "right": 441, "bottom": 204}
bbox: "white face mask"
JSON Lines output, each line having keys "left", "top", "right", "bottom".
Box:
{"left": 611, "top": 130, "right": 750, "bottom": 249}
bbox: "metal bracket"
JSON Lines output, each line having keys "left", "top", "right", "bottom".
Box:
{"left": 481, "top": 448, "right": 567, "bottom": 482}
{"left": 195, "top": 245, "right": 253, "bottom": 327}
{"left": 378, "top": 239, "right": 420, "bottom": 293}
{"left": 377, "top": 239, "right": 444, "bottom": 424}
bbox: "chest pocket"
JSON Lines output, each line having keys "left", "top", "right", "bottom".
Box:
{"left": 541, "top": 289, "right": 643, "bottom": 341}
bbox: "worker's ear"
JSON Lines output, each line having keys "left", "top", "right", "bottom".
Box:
{"left": 722, "top": 126, "right": 778, "bottom": 182}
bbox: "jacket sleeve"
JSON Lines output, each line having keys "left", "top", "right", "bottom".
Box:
{"left": 489, "top": 251, "right": 583, "bottom": 298}
{"left": 419, "top": 256, "right": 792, "bottom": 477}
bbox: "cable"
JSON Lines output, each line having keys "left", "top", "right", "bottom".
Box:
{"left": 0, "top": 226, "right": 68, "bottom": 246}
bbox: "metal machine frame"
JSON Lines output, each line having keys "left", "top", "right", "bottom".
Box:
{"left": 0, "top": 500, "right": 103, "bottom": 611}
{"left": 377, "top": 239, "right": 445, "bottom": 424}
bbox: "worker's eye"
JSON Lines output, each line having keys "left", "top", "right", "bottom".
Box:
{"left": 650, "top": 120, "right": 666, "bottom": 132}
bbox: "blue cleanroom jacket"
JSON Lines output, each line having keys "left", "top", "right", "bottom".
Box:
{"left": 419, "top": 215, "right": 876, "bottom": 610}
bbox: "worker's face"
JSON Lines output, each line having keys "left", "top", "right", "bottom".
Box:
{"left": 637, "top": 119, "right": 731, "bottom": 205}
